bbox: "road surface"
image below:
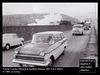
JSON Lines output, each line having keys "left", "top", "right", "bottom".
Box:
{"left": 2, "top": 29, "right": 91, "bottom": 67}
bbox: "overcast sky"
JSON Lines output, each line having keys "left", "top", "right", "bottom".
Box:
{"left": 2, "top": 3, "right": 98, "bottom": 21}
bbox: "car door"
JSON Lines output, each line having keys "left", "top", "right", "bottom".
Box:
{"left": 13, "top": 34, "right": 21, "bottom": 46}
{"left": 51, "top": 34, "right": 64, "bottom": 59}
{"left": 55, "top": 34, "right": 65, "bottom": 58}
{"left": 44, "top": 35, "right": 62, "bottom": 59}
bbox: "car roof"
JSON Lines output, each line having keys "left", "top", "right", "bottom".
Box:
{"left": 34, "top": 31, "right": 63, "bottom": 35}
{"left": 3, "top": 33, "right": 17, "bottom": 36}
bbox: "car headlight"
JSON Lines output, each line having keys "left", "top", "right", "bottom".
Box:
{"left": 40, "top": 52, "right": 45, "bottom": 56}
{"left": 14, "top": 50, "right": 18, "bottom": 54}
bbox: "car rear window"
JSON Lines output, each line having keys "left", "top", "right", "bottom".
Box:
{"left": 73, "top": 26, "right": 83, "bottom": 28}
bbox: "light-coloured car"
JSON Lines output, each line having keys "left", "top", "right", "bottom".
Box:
{"left": 13, "top": 31, "right": 68, "bottom": 67}
{"left": 2, "top": 33, "right": 24, "bottom": 50}
{"left": 84, "top": 22, "right": 91, "bottom": 30}
{"left": 72, "top": 24, "right": 84, "bottom": 35}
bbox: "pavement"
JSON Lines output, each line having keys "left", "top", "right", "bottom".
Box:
{"left": 83, "top": 26, "right": 98, "bottom": 67}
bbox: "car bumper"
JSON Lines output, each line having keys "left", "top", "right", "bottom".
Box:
{"left": 84, "top": 28, "right": 89, "bottom": 30}
{"left": 72, "top": 31, "right": 83, "bottom": 34}
{"left": 2, "top": 44, "right": 6, "bottom": 49}
{"left": 13, "top": 59, "right": 50, "bottom": 67}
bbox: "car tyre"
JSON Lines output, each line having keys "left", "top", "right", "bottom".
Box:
{"left": 81, "top": 32, "right": 83, "bottom": 35}
{"left": 48, "top": 58, "right": 53, "bottom": 67}
{"left": 21, "top": 41, "right": 24, "bottom": 46}
{"left": 61, "top": 46, "right": 66, "bottom": 55}
{"left": 5, "top": 44, "right": 10, "bottom": 50}
{"left": 61, "top": 50, "right": 65, "bottom": 55}
{"left": 19, "top": 64, "right": 23, "bottom": 67}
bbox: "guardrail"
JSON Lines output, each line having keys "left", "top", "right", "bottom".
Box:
{"left": 84, "top": 26, "right": 98, "bottom": 67}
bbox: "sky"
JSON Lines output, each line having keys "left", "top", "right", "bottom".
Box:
{"left": 2, "top": 3, "right": 98, "bottom": 21}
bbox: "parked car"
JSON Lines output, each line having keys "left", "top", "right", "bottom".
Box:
{"left": 13, "top": 31, "right": 68, "bottom": 67}
{"left": 2, "top": 33, "right": 24, "bottom": 50}
{"left": 84, "top": 22, "right": 91, "bottom": 30}
{"left": 72, "top": 24, "right": 84, "bottom": 35}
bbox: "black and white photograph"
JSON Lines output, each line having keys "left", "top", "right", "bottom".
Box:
{"left": 2, "top": 2, "right": 98, "bottom": 73}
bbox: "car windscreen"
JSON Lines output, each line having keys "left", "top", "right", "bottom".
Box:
{"left": 31, "top": 34, "right": 54, "bottom": 44}
{"left": 73, "top": 26, "right": 83, "bottom": 28}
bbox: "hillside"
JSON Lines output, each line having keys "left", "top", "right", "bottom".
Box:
{"left": 3, "top": 13, "right": 78, "bottom": 26}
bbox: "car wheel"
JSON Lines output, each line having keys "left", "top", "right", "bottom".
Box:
{"left": 48, "top": 58, "right": 53, "bottom": 67}
{"left": 61, "top": 47, "right": 66, "bottom": 55}
{"left": 5, "top": 44, "right": 10, "bottom": 50}
{"left": 19, "top": 64, "right": 23, "bottom": 67}
{"left": 82, "top": 32, "right": 83, "bottom": 35}
{"left": 61, "top": 50, "right": 65, "bottom": 55}
{"left": 21, "top": 41, "right": 24, "bottom": 46}
{"left": 72, "top": 34, "right": 74, "bottom": 35}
